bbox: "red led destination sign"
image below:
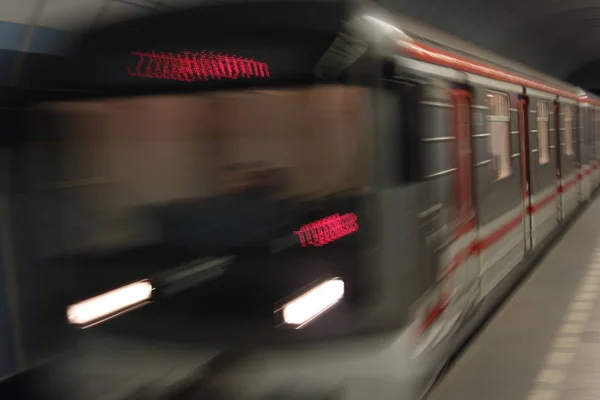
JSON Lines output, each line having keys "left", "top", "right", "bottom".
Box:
{"left": 127, "top": 51, "right": 271, "bottom": 82}
{"left": 294, "top": 213, "right": 359, "bottom": 247}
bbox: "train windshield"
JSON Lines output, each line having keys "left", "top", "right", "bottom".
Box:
{"left": 18, "top": 84, "right": 374, "bottom": 345}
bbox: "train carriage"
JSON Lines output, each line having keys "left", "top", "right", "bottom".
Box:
{"left": 4, "top": 0, "right": 600, "bottom": 398}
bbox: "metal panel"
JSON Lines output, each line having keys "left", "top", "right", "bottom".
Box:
{"left": 466, "top": 73, "right": 521, "bottom": 94}
{"left": 558, "top": 103, "right": 578, "bottom": 178}
{"left": 559, "top": 96, "right": 578, "bottom": 106}
{"left": 418, "top": 78, "right": 456, "bottom": 242}
{"left": 470, "top": 86, "right": 490, "bottom": 203}
{"left": 471, "top": 83, "right": 521, "bottom": 226}
{"left": 397, "top": 57, "right": 463, "bottom": 82}
{"left": 527, "top": 88, "right": 557, "bottom": 102}
{"left": 378, "top": 186, "right": 422, "bottom": 318}
{"left": 577, "top": 106, "right": 588, "bottom": 166}
{"left": 585, "top": 107, "right": 593, "bottom": 164}
{"left": 420, "top": 105, "right": 453, "bottom": 141}
{"left": 583, "top": 107, "right": 589, "bottom": 163}
{"left": 420, "top": 80, "right": 455, "bottom": 181}
{"left": 422, "top": 141, "right": 456, "bottom": 178}
{"left": 528, "top": 96, "right": 557, "bottom": 193}
{"left": 509, "top": 93, "right": 520, "bottom": 157}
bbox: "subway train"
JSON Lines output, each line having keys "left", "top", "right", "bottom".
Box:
{"left": 5, "top": 0, "right": 600, "bottom": 399}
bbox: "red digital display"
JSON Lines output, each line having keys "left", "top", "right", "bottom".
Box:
{"left": 294, "top": 213, "right": 359, "bottom": 247}
{"left": 127, "top": 51, "right": 271, "bottom": 82}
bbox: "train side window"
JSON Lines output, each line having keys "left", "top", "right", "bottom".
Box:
{"left": 564, "top": 106, "right": 574, "bottom": 156}
{"left": 537, "top": 100, "right": 550, "bottom": 165}
{"left": 486, "top": 91, "right": 511, "bottom": 181}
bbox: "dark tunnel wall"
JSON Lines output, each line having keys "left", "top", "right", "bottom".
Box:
{"left": 568, "top": 61, "right": 600, "bottom": 95}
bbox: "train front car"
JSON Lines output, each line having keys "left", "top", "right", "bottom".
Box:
{"left": 16, "top": 2, "right": 435, "bottom": 400}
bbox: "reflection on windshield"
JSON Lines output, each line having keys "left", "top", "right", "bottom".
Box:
{"left": 19, "top": 85, "right": 372, "bottom": 344}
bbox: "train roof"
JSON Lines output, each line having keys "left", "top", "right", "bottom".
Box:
{"left": 26, "top": 0, "right": 600, "bottom": 106}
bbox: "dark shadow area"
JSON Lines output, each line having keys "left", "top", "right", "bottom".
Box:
{"left": 566, "top": 59, "right": 600, "bottom": 90}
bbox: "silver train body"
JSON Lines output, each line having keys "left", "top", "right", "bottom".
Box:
{"left": 208, "top": 4, "right": 600, "bottom": 400}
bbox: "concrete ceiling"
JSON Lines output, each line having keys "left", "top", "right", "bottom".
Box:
{"left": 3, "top": 0, "right": 600, "bottom": 89}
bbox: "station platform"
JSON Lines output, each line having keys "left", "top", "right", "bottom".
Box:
{"left": 428, "top": 196, "right": 600, "bottom": 400}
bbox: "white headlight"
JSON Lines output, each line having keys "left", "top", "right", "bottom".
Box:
{"left": 282, "top": 279, "right": 344, "bottom": 326}
{"left": 66, "top": 280, "right": 153, "bottom": 327}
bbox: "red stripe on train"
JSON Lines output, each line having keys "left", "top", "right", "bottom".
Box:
{"left": 527, "top": 191, "right": 556, "bottom": 214}
{"left": 419, "top": 293, "right": 452, "bottom": 335}
{"left": 441, "top": 176, "right": 583, "bottom": 280}
{"left": 398, "top": 41, "right": 583, "bottom": 102}
{"left": 558, "top": 175, "right": 580, "bottom": 193}
{"left": 421, "top": 166, "right": 596, "bottom": 334}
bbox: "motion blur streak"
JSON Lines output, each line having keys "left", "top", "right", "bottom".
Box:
{"left": 294, "top": 213, "right": 359, "bottom": 247}
{"left": 127, "top": 50, "right": 271, "bottom": 82}
{"left": 66, "top": 281, "right": 153, "bottom": 326}
{"left": 282, "top": 279, "right": 345, "bottom": 326}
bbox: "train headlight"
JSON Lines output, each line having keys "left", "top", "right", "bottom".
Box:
{"left": 66, "top": 280, "right": 153, "bottom": 328}
{"left": 281, "top": 278, "right": 344, "bottom": 327}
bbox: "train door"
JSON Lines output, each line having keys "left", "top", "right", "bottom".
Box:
{"left": 591, "top": 108, "right": 597, "bottom": 189}
{"left": 573, "top": 105, "right": 581, "bottom": 202}
{"left": 579, "top": 106, "right": 592, "bottom": 202}
{"left": 554, "top": 102, "right": 563, "bottom": 220}
{"left": 518, "top": 97, "right": 532, "bottom": 251}
{"left": 448, "top": 88, "right": 479, "bottom": 317}
{"left": 558, "top": 103, "right": 580, "bottom": 218}
{"left": 452, "top": 89, "right": 476, "bottom": 228}
{"left": 528, "top": 96, "right": 559, "bottom": 247}
{"left": 585, "top": 106, "right": 593, "bottom": 201}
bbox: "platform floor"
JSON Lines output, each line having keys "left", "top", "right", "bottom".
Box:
{"left": 429, "top": 196, "right": 600, "bottom": 400}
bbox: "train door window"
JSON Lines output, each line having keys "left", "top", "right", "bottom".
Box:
{"left": 486, "top": 91, "right": 511, "bottom": 181}
{"left": 564, "top": 106, "right": 574, "bottom": 156}
{"left": 537, "top": 100, "right": 550, "bottom": 165}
